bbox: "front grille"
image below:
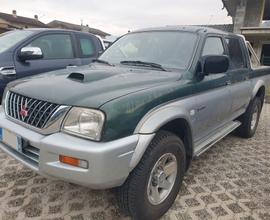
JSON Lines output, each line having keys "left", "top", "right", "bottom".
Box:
{"left": 5, "top": 91, "right": 60, "bottom": 129}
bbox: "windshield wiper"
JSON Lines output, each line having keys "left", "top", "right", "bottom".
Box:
{"left": 120, "top": 60, "right": 168, "bottom": 71}
{"left": 92, "top": 59, "right": 114, "bottom": 66}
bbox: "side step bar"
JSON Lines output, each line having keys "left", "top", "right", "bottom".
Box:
{"left": 194, "top": 121, "right": 241, "bottom": 157}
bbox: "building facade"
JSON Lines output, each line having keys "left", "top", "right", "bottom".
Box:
{"left": 0, "top": 10, "right": 47, "bottom": 33}
{"left": 222, "top": 0, "right": 270, "bottom": 66}
{"left": 0, "top": 10, "right": 110, "bottom": 39}
{"left": 47, "top": 20, "right": 110, "bottom": 39}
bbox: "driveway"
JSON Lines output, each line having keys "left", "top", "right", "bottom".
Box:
{"left": 0, "top": 104, "right": 269, "bottom": 220}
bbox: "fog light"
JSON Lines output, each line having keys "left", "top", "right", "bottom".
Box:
{"left": 59, "top": 155, "right": 88, "bottom": 169}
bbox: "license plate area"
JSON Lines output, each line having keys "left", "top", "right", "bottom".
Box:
{"left": 0, "top": 128, "right": 39, "bottom": 167}
{"left": 0, "top": 128, "right": 22, "bottom": 152}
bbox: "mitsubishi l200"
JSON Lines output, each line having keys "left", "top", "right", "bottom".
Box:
{"left": 0, "top": 26, "right": 269, "bottom": 219}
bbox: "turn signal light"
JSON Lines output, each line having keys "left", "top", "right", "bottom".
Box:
{"left": 59, "top": 155, "right": 88, "bottom": 169}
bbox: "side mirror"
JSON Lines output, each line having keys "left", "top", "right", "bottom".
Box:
{"left": 201, "top": 55, "right": 229, "bottom": 75}
{"left": 19, "top": 47, "right": 43, "bottom": 61}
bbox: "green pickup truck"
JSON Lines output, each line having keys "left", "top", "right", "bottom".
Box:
{"left": 0, "top": 26, "right": 270, "bottom": 219}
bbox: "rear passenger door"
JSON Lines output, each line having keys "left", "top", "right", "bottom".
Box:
{"left": 14, "top": 33, "right": 81, "bottom": 79}
{"left": 224, "top": 37, "right": 252, "bottom": 117}
{"left": 75, "top": 33, "right": 102, "bottom": 65}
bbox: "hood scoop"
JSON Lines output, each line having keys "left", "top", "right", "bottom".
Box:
{"left": 68, "top": 72, "right": 85, "bottom": 82}
{"left": 67, "top": 70, "right": 115, "bottom": 83}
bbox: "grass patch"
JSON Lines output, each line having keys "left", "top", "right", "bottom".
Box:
{"left": 266, "top": 87, "right": 270, "bottom": 103}
{"left": 267, "top": 87, "right": 270, "bottom": 97}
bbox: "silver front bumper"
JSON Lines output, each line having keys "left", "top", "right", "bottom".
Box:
{"left": 0, "top": 109, "right": 150, "bottom": 189}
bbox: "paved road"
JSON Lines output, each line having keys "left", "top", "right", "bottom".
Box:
{"left": 0, "top": 104, "right": 269, "bottom": 220}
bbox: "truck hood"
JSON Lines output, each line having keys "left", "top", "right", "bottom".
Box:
{"left": 8, "top": 64, "right": 182, "bottom": 108}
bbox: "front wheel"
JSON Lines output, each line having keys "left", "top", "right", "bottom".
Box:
{"left": 116, "top": 131, "right": 186, "bottom": 220}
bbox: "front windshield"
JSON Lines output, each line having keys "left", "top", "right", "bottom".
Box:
{"left": 100, "top": 31, "right": 198, "bottom": 70}
{"left": 0, "top": 30, "right": 35, "bottom": 53}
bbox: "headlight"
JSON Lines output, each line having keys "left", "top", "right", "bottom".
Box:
{"left": 62, "top": 107, "right": 105, "bottom": 141}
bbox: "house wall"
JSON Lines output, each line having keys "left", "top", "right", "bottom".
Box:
{"left": 246, "top": 35, "right": 270, "bottom": 65}
{"left": 47, "top": 24, "right": 63, "bottom": 29}
{"left": 0, "top": 18, "right": 12, "bottom": 33}
{"left": 10, "top": 21, "right": 41, "bottom": 29}
{"left": 244, "top": 0, "right": 265, "bottom": 27}
{"left": 233, "top": 0, "right": 265, "bottom": 33}
{"left": 0, "top": 18, "right": 7, "bottom": 24}
{"left": 228, "top": 0, "right": 270, "bottom": 65}
{"left": 0, "top": 18, "right": 45, "bottom": 33}
{"left": 0, "top": 28, "right": 7, "bottom": 34}
{"left": 233, "top": 0, "right": 248, "bottom": 33}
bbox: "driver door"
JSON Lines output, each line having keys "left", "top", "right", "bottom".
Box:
{"left": 14, "top": 33, "right": 81, "bottom": 79}
{"left": 193, "top": 36, "right": 232, "bottom": 143}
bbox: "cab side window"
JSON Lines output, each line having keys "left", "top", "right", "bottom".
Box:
{"left": 27, "top": 34, "right": 74, "bottom": 59}
{"left": 202, "top": 37, "right": 225, "bottom": 56}
{"left": 78, "top": 36, "right": 95, "bottom": 57}
{"left": 225, "top": 37, "right": 246, "bottom": 69}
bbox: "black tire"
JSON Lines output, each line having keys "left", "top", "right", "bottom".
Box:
{"left": 236, "top": 97, "right": 262, "bottom": 138}
{"left": 116, "top": 131, "right": 186, "bottom": 220}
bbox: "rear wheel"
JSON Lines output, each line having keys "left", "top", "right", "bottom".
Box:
{"left": 116, "top": 131, "right": 186, "bottom": 220}
{"left": 236, "top": 97, "right": 262, "bottom": 138}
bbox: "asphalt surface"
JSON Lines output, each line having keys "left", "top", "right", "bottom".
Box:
{"left": 0, "top": 104, "right": 269, "bottom": 220}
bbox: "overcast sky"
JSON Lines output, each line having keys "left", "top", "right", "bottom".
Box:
{"left": 2, "top": 0, "right": 232, "bottom": 36}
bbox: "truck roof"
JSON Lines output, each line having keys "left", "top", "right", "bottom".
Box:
{"left": 18, "top": 28, "right": 99, "bottom": 37}
{"left": 133, "top": 25, "right": 236, "bottom": 36}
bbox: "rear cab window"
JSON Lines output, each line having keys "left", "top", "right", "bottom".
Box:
{"left": 224, "top": 37, "right": 246, "bottom": 70}
{"left": 77, "top": 34, "right": 96, "bottom": 57}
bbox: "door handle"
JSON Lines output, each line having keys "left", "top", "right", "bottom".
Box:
{"left": 0, "top": 66, "right": 16, "bottom": 77}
